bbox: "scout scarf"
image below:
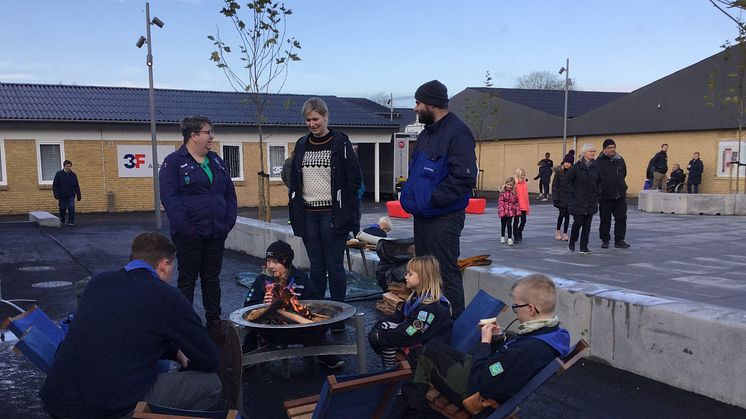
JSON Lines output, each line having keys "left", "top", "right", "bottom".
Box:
{"left": 516, "top": 315, "right": 560, "bottom": 335}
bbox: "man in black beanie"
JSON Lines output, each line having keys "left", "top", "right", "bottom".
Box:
{"left": 596, "top": 138, "right": 630, "bottom": 249}
{"left": 400, "top": 80, "right": 478, "bottom": 317}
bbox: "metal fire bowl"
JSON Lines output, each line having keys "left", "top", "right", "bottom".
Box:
{"left": 229, "top": 300, "right": 356, "bottom": 344}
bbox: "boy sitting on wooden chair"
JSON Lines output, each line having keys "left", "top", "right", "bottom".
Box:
{"left": 398, "top": 274, "right": 570, "bottom": 417}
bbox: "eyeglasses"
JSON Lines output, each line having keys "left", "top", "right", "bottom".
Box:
{"left": 511, "top": 303, "right": 540, "bottom": 314}
{"left": 196, "top": 130, "right": 214, "bottom": 136}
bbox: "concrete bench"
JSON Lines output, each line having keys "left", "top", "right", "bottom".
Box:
{"left": 638, "top": 190, "right": 746, "bottom": 215}
{"left": 28, "top": 211, "right": 61, "bottom": 227}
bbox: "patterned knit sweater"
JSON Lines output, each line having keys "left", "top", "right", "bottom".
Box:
{"left": 302, "top": 132, "right": 333, "bottom": 210}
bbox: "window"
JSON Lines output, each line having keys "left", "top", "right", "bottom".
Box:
{"left": 0, "top": 140, "right": 6, "bottom": 185}
{"left": 268, "top": 144, "right": 287, "bottom": 181}
{"left": 37, "top": 142, "right": 64, "bottom": 184}
{"left": 221, "top": 143, "right": 243, "bottom": 181}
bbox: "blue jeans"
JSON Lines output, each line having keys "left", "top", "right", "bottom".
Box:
{"left": 302, "top": 210, "right": 348, "bottom": 302}
{"left": 58, "top": 196, "right": 76, "bottom": 224}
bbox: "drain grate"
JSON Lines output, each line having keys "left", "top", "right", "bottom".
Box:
{"left": 32, "top": 281, "right": 73, "bottom": 288}
{"left": 18, "top": 266, "right": 55, "bottom": 272}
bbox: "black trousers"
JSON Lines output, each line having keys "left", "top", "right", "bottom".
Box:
{"left": 539, "top": 180, "right": 550, "bottom": 195}
{"left": 598, "top": 198, "right": 627, "bottom": 243}
{"left": 173, "top": 233, "right": 226, "bottom": 322}
{"left": 513, "top": 211, "right": 527, "bottom": 240}
{"left": 687, "top": 182, "right": 699, "bottom": 193}
{"left": 570, "top": 214, "right": 593, "bottom": 249}
{"left": 556, "top": 207, "right": 570, "bottom": 232}
{"left": 414, "top": 211, "right": 465, "bottom": 317}
{"left": 500, "top": 216, "right": 514, "bottom": 238}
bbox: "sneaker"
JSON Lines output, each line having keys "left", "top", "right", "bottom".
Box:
{"left": 67, "top": 222, "right": 75, "bottom": 226}
{"left": 514, "top": 238, "right": 521, "bottom": 244}
{"left": 601, "top": 241, "right": 609, "bottom": 249}
{"left": 542, "top": 197, "right": 549, "bottom": 201}
{"left": 317, "top": 355, "right": 344, "bottom": 369}
{"left": 507, "top": 238, "right": 514, "bottom": 246}
{"left": 561, "top": 233, "right": 569, "bottom": 241}
{"left": 568, "top": 241, "right": 575, "bottom": 252}
{"left": 614, "top": 240, "right": 631, "bottom": 249}
{"left": 580, "top": 248, "right": 592, "bottom": 254}
{"left": 500, "top": 236, "right": 506, "bottom": 244}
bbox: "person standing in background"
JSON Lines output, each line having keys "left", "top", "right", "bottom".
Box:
{"left": 687, "top": 152, "right": 704, "bottom": 193}
{"left": 52, "top": 160, "right": 81, "bottom": 225}
{"left": 596, "top": 139, "right": 630, "bottom": 249}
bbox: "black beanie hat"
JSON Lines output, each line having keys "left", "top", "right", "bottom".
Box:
{"left": 266, "top": 240, "right": 294, "bottom": 268}
{"left": 415, "top": 80, "right": 449, "bottom": 108}
{"left": 602, "top": 138, "right": 616, "bottom": 149}
{"left": 563, "top": 154, "right": 574, "bottom": 164}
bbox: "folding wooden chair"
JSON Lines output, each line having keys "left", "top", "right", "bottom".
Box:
{"left": 132, "top": 402, "right": 241, "bottom": 419}
{"left": 284, "top": 361, "right": 412, "bottom": 419}
{"left": 451, "top": 290, "right": 506, "bottom": 353}
{"left": 427, "top": 339, "right": 590, "bottom": 419}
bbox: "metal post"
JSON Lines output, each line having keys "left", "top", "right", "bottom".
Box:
{"left": 562, "top": 58, "right": 569, "bottom": 157}
{"left": 145, "top": 2, "right": 162, "bottom": 230}
{"left": 355, "top": 312, "right": 367, "bottom": 373}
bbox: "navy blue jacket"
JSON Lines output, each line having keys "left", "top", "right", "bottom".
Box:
{"left": 469, "top": 326, "right": 570, "bottom": 403}
{"left": 687, "top": 159, "right": 704, "bottom": 184}
{"left": 288, "top": 130, "right": 362, "bottom": 237}
{"left": 41, "top": 266, "right": 218, "bottom": 419}
{"left": 244, "top": 267, "right": 319, "bottom": 307}
{"left": 159, "top": 145, "right": 237, "bottom": 239}
{"left": 400, "top": 112, "right": 477, "bottom": 218}
{"left": 52, "top": 170, "right": 81, "bottom": 200}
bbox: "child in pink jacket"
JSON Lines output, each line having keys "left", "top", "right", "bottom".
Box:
{"left": 498, "top": 177, "right": 520, "bottom": 246}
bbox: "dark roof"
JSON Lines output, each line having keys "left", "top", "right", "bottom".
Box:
{"left": 468, "top": 87, "right": 626, "bottom": 118}
{"left": 571, "top": 48, "right": 741, "bottom": 136}
{"left": 339, "top": 97, "right": 417, "bottom": 131}
{"left": 0, "top": 83, "right": 399, "bottom": 129}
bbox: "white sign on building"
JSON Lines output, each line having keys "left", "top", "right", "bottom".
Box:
{"left": 717, "top": 141, "right": 746, "bottom": 177}
{"left": 117, "top": 145, "right": 175, "bottom": 178}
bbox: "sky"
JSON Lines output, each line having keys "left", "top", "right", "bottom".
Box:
{"left": 0, "top": 0, "right": 741, "bottom": 107}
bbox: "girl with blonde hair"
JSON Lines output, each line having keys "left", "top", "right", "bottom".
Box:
{"left": 368, "top": 255, "right": 453, "bottom": 368}
{"left": 498, "top": 177, "right": 520, "bottom": 245}
{"left": 513, "top": 168, "right": 531, "bottom": 244}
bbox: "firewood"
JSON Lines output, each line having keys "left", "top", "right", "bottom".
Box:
{"left": 251, "top": 299, "right": 284, "bottom": 323}
{"left": 277, "top": 309, "right": 314, "bottom": 324}
{"left": 245, "top": 307, "right": 267, "bottom": 321}
{"left": 310, "top": 313, "right": 330, "bottom": 321}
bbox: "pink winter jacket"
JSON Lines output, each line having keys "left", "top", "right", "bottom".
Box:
{"left": 498, "top": 189, "right": 520, "bottom": 218}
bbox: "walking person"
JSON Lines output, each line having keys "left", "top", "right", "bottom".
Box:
{"left": 552, "top": 154, "right": 573, "bottom": 241}
{"left": 400, "top": 80, "right": 478, "bottom": 318}
{"left": 596, "top": 139, "right": 630, "bottom": 249}
{"left": 567, "top": 144, "right": 600, "bottom": 254}
{"left": 687, "top": 152, "right": 704, "bottom": 193}
{"left": 160, "top": 116, "right": 238, "bottom": 328}
{"left": 513, "top": 168, "right": 530, "bottom": 244}
{"left": 288, "top": 97, "right": 362, "bottom": 332}
{"left": 649, "top": 144, "right": 669, "bottom": 191}
{"left": 52, "top": 159, "right": 81, "bottom": 225}
{"left": 535, "top": 152, "right": 553, "bottom": 200}
{"left": 497, "top": 177, "right": 520, "bottom": 246}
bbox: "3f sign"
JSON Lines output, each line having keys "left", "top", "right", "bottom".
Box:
{"left": 123, "top": 153, "right": 146, "bottom": 169}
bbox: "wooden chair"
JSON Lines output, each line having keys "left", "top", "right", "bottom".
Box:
{"left": 284, "top": 361, "right": 412, "bottom": 419}
{"left": 132, "top": 402, "right": 241, "bottom": 419}
{"left": 427, "top": 339, "right": 590, "bottom": 419}
{"left": 451, "top": 290, "right": 506, "bottom": 354}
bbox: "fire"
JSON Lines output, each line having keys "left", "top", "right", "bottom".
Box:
{"left": 269, "top": 284, "right": 312, "bottom": 318}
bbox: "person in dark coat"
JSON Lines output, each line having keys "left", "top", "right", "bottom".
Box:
{"left": 596, "top": 139, "right": 630, "bottom": 249}
{"left": 551, "top": 155, "right": 573, "bottom": 241}
{"left": 52, "top": 159, "right": 82, "bottom": 225}
{"left": 650, "top": 144, "right": 669, "bottom": 191}
{"left": 160, "top": 116, "right": 238, "bottom": 328}
{"left": 288, "top": 98, "right": 362, "bottom": 332}
{"left": 534, "top": 153, "right": 554, "bottom": 200}
{"left": 687, "top": 152, "right": 704, "bottom": 193}
{"left": 566, "top": 144, "right": 600, "bottom": 254}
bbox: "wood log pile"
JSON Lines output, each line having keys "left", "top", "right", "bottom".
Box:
{"left": 243, "top": 286, "right": 329, "bottom": 325}
{"left": 375, "top": 282, "right": 410, "bottom": 316}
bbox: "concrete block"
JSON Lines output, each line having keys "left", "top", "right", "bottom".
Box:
{"left": 28, "top": 211, "right": 61, "bottom": 227}
{"left": 656, "top": 193, "right": 688, "bottom": 214}
{"left": 637, "top": 190, "right": 655, "bottom": 212}
{"left": 737, "top": 194, "right": 746, "bottom": 215}
{"left": 687, "top": 194, "right": 731, "bottom": 215}
{"left": 461, "top": 268, "right": 481, "bottom": 303}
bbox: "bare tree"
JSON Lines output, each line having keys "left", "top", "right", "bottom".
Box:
{"left": 516, "top": 70, "right": 575, "bottom": 90}
{"left": 208, "top": 0, "right": 301, "bottom": 221}
{"left": 369, "top": 92, "right": 391, "bottom": 106}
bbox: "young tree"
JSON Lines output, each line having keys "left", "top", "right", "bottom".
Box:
{"left": 369, "top": 92, "right": 391, "bottom": 106}
{"left": 516, "top": 70, "right": 575, "bottom": 90}
{"left": 463, "top": 71, "right": 501, "bottom": 195}
{"left": 209, "top": 0, "right": 301, "bottom": 221}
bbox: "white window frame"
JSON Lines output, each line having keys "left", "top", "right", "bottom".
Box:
{"left": 36, "top": 141, "right": 65, "bottom": 185}
{"left": 267, "top": 143, "right": 288, "bottom": 181}
{"left": 220, "top": 142, "right": 244, "bottom": 181}
{"left": 0, "top": 140, "right": 7, "bottom": 186}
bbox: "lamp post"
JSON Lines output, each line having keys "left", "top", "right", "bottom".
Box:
{"left": 559, "top": 58, "right": 569, "bottom": 156}
{"left": 136, "top": 2, "right": 164, "bottom": 230}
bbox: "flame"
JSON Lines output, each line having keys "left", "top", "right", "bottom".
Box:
{"left": 268, "top": 284, "right": 312, "bottom": 319}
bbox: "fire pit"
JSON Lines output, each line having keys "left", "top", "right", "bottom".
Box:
{"left": 230, "top": 300, "right": 356, "bottom": 344}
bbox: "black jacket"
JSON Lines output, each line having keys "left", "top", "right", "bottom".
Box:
{"left": 669, "top": 169, "right": 685, "bottom": 184}
{"left": 567, "top": 159, "right": 600, "bottom": 216}
{"left": 551, "top": 166, "right": 571, "bottom": 209}
{"left": 288, "top": 130, "right": 362, "bottom": 237}
{"left": 535, "top": 159, "right": 553, "bottom": 182}
{"left": 596, "top": 152, "right": 628, "bottom": 201}
{"left": 688, "top": 159, "right": 704, "bottom": 184}
{"left": 651, "top": 151, "right": 668, "bottom": 174}
{"left": 244, "top": 267, "right": 319, "bottom": 307}
{"left": 368, "top": 295, "right": 453, "bottom": 353}
{"left": 52, "top": 170, "right": 81, "bottom": 200}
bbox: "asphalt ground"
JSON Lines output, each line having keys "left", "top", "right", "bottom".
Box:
{"left": 1, "top": 207, "right": 745, "bottom": 418}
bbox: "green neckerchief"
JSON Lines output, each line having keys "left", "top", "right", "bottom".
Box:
{"left": 516, "top": 315, "right": 560, "bottom": 335}
{"left": 200, "top": 159, "right": 213, "bottom": 184}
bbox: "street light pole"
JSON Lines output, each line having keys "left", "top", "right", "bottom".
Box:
{"left": 137, "top": 2, "right": 164, "bottom": 230}
{"left": 559, "top": 58, "right": 569, "bottom": 157}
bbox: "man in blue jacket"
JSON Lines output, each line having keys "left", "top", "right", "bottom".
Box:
{"left": 52, "top": 159, "right": 82, "bottom": 225}
{"left": 41, "top": 232, "right": 221, "bottom": 419}
{"left": 160, "top": 116, "right": 238, "bottom": 327}
{"left": 400, "top": 80, "right": 477, "bottom": 317}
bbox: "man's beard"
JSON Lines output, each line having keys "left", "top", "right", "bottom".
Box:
{"left": 418, "top": 109, "right": 436, "bottom": 125}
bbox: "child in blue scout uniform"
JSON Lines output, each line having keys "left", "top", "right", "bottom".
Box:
{"left": 242, "top": 240, "right": 319, "bottom": 352}
{"left": 368, "top": 255, "right": 453, "bottom": 369}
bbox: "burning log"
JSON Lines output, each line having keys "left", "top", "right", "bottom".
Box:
{"left": 243, "top": 284, "right": 330, "bottom": 325}
{"left": 277, "top": 309, "right": 314, "bottom": 324}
